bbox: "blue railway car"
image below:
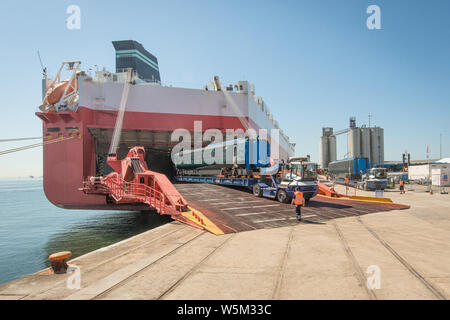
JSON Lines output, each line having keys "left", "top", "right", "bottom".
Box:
{"left": 174, "top": 137, "right": 270, "bottom": 177}
{"left": 328, "top": 157, "right": 370, "bottom": 180}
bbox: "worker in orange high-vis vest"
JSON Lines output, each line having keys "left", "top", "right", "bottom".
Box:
{"left": 399, "top": 178, "right": 405, "bottom": 194}
{"left": 292, "top": 187, "right": 304, "bottom": 221}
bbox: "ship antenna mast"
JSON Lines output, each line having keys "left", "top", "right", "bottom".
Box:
{"left": 37, "top": 50, "right": 47, "bottom": 79}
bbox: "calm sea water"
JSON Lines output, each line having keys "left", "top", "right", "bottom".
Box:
{"left": 0, "top": 178, "right": 171, "bottom": 285}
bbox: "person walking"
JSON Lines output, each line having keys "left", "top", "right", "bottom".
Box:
{"left": 292, "top": 187, "right": 304, "bottom": 221}
{"left": 399, "top": 178, "right": 405, "bottom": 194}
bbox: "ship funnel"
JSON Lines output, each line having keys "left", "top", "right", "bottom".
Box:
{"left": 112, "top": 40, "right": 160, "bottom": 83}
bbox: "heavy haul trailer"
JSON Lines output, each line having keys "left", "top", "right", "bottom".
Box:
{"left": 174, "top": 139, "right": 318, "bottom": 203}
{"left": 328, "top": 158, "right": 387, "bottom": 190}
{"left": 176, "top": 162, "right": 318, "bottom": 203}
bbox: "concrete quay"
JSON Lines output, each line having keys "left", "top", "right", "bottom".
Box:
{"left": 1, "top": 184, "right": 449, "bottom": 300}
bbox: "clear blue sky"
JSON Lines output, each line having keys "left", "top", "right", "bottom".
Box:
{"left": 0, "top": 0, "right": 449, "bottom": 177}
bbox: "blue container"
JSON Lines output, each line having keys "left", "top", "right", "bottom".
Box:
{"left": 328, "top": 157, "right": 370, "bottom": 179}
{"left": 248, "top": 138, "right": 270, "bottom": 170}
{"left": 175, "top": 137, "right": 270, "bottom": 171}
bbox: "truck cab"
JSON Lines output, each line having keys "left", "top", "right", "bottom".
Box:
{"left": 278, "top": 161, "right": 319, "bottom": 202}
{"left": 253, "top": 158, "right": 319, "bottom": 203}
{"left": 360, "top": 168, "right": 388, "bottom": 190}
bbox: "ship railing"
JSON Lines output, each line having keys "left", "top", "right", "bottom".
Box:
{"left": 103, "top": 175, "right": 180, "bottom": 216}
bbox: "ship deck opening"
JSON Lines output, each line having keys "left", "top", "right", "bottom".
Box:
{"left": 89, "top": 128, "right": 178, "bottom": 179}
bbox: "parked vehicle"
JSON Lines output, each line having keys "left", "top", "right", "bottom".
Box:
{"left": 175, "top": 141, "right": 318, "bottom": 203}
{"left": 328, "top": 158, "right": 387, "bottom": 190}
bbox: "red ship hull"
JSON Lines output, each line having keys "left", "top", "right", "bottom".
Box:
{"left": 37, "top": 106, "right": 290, "bottom": 210}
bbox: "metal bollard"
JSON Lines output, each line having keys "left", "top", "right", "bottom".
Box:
{"left": 49, "top": 251, "right": 72, "bottom": 274}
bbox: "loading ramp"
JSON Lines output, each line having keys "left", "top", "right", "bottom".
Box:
{"left": 175, "top": 183, "right": 410, "bottom": 234}
{"left": 82, "top": 147, "right": 409, "bottom": 235}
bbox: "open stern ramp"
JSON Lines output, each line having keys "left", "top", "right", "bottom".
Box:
{"left": 81, "top": 146, "right": 226, "bottom": 233}
{"left": 175, "top": 183, "right": 410, "bottom": 234}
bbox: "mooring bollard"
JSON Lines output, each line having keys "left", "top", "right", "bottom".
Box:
{"left": 49, "top": 251, "right": 72, "bottom": 274}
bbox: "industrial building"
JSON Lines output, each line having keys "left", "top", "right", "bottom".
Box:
{"left": 319, "top": 117, "right": 384, "bottom": 169}
{"left": 408, "top": 162, "right": 450, "bottom": 186}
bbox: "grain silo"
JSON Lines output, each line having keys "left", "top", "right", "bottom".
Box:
{"left": 379, "top": 128, "right": 384, "bottom": 165}
{"left": 319, "top": 127, "right": 335, "bottom": 168}
{"left": 360, "top": 127, "right": 371, "bottom": 159}
{"left": 320, "top": 117, "right": 384, "bottom": 169}
{"left": 348, "top": 128, "right": 361, "bottom": 158}
{"left": 328, "top": 135, "right": 337, "bottom": 163}
{"left": 319, "top": 136, "right": 329, "bottom": 169}
{"left": 370, "top": 127, "right": 384, "bottom": 167}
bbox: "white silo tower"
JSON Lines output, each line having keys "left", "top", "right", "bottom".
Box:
{"left": 319, "top": 136, "right": 329, "bottom": 169}
{"left": 329, "top": 135, "right": 337, "bottom": 163}
{"left": 360, "top": 127, "right": 371, "bottom": 160}
{"left": 370, "top": 127, "right": 384, "bottom": 167}
{"left": 348, "top": 128, "right": 361, "bottom": 158}
{"left": 319, "top": 127, "right": 335, "bottom": 168}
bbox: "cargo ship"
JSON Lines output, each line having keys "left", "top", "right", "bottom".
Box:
{"left": 36, "top": 40, "right": 295, "bottom": 210}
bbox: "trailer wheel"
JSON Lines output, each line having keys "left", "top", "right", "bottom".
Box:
{"left": 277, "top": 189, "right": 289, "bottom": 203}
{"left": 253, "top": 184, "right": 263, "bottom": 197}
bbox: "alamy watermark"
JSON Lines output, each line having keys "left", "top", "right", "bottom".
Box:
{"left": 170, "top": 121, "right": 281, "bottom": 167}
{"left": 366, "top": 265, "right": 381, "bottom": 290}
{"left": 366, "top": 5, "right": 381, "bottom": 30}
{"left": 66, "top": 265, "right": 81, "bottom": 290}
{"left": 66, "top": 5, "right": 81, "bottom": 30}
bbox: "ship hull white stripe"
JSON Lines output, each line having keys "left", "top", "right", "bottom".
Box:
{"left": 79, "top": 80, "right": 294, "bottom": 156}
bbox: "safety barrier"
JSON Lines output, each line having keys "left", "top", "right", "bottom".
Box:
{"left": 317, "top": 181, "right": 395, "bottom": 203}
{"left": 100, "top": 175, "right": 181, "bottom": 216}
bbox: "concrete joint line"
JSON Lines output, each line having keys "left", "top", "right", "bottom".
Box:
{"left": 356, "top": 217, "right": 447, "bottom": 300}
{"left": 82, "top": 226, "right": 189, "bottom": 274}
{"left": 272, "top": 227, "right": 294, "bottom": 299}
{"left": 157, "top": 234, "right": 235, "bottom": 300}
{"left": 27, "top": 225, "right": 189, "bottom": 300}
{"left": 66, "top": 231, "right": 206, "bottom": 300}
{"left": 333, "top": 221, "right": 378, "bottom": 300}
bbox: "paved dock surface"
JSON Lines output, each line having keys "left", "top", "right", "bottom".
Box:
{"left": 0, "top": 185, "right": 449, "bottom": 300}
{"left": 175, "top": 183, "right": 409, "bottom": 233}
